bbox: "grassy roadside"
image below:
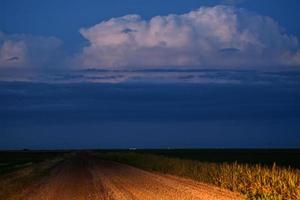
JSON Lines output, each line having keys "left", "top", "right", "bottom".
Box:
{"left": 96, "top": 152, "right": 300, "bottom": 200}
{"left": 0, "top": 151, "right": 68, "bottom": 175}
{"left": 0, "top": 155, "right": 66, "bottom": 200}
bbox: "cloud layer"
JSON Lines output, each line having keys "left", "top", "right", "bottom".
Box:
{"left": 78, "top": 6, "right": 300, "bottom": 68}
{"left": 0, "top": 31, "right": 63, "bottom": 68}
{"left": 1, "top": 5, "right": 300, "bottom": 76}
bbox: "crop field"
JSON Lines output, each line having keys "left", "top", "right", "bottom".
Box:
{"left": 96, "top": 149, "right": 300, "bottom": 200}
{"left": 97, "top": 149, "right": 300, "bottom": 168}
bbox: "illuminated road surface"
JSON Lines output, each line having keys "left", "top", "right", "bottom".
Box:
{"left": 23, "top": 154, "right": 244, "bottom": 200}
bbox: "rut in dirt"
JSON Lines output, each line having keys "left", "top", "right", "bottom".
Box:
{"left": 21, "top": 153, "right": 244, "bottom": 200}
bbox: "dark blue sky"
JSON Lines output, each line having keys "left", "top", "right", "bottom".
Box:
{"left": 1, "top": 79, "right": 300, "bottom": 149}
{"left": 1, "top": 0, "right": 300, "bottom": 149}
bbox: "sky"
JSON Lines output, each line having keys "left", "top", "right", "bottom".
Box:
{"left": 0, "top": 0, "right": 300, "bottom": 149}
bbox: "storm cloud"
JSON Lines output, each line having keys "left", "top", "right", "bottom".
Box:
{"left": 78, "top": 6, "right": 300, "bottom": 69}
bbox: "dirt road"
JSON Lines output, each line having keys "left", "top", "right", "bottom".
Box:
{"left": 20, "top": 154, "right": 244, "bottom": 200}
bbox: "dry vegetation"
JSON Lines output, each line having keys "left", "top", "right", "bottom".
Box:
{"left": 97, "top": 152, "right": 300, "bottom": 200}
{"left": 0, "top": 155, "right": 65, "bottom": 200}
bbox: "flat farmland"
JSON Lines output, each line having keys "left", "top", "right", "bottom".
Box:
{"left": 1, "top": 150, "right": 300, "bottom": 200}
{"left": 0, "top": 152, "right": 242, "bottom": 200}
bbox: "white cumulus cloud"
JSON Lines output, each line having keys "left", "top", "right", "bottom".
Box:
{"left": 77, "top": 6, "right": 300, "bottom": 69}
{"left": 0, "top": 31, "right": 63, "bottom": 68}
